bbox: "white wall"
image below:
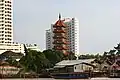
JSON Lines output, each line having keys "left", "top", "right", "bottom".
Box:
{"left": 74, "top": 64, "right": 83, "bottom": 72}
{"left": 25, "top": 43, "right": 40, "bottom": 51}
{"left": 0, "top": 43, "right": 25, "bottom": 54}
{"left": 64, "top": 18, "right": 80, "bottom": 56}
{"left": 46, "top": 29, "right": 52, "bottom": 50}
{"left": 0, "top": 0, "right": 13, "bottom": 44}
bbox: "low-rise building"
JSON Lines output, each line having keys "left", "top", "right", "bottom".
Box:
{"left": 0, "top": 43, "right": 25, "bottom": 55}
{"left": 109, "top": 57, "right": 120, "bottom": 77}
{"left": 0, "top": 65, "right": 20, "bottom": 75}
{"left": 25, "top": 44, "right": 40, "bottom": 52}
{"left": 0, "top": 61, "right": 20, "bottom": 75}
{"left": 53, "top": 59, "right": 95, "bottom": 73}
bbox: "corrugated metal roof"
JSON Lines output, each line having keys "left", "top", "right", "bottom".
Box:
{"left": 54, "top": 65, "right": 65, "bottom": 68}
{"left": 56, "top": 59, "right": 95, "bottom": 66}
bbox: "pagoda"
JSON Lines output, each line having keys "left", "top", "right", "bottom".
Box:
{"left": 53, "top": 14, "right": 69, "bottom": 55}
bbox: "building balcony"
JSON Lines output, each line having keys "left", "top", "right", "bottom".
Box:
{"left": 53, "top": 39, "right": 68, "bottom": 44}
{"left": 61, "top": 50, "right": 68, "bottom": 55}
{"left": 53, "top": 33, "right": 67, "bottom": 37}
{"left": 53, "top": 41, "right": 67, "bottom": 44}
{"left": 62, "top": 46, "right": 68, "bottom": 49}
{"left": 53, "top": 25, "right": 66, "bottom": 28}
{"left": 54, "top": 46, "right": 68, "bottom": 50}
{"left": 53, "top": 35, "right": 67, "bottom": 39}
{"left": 53, "top": 29, "right": 66, "bottom": 33}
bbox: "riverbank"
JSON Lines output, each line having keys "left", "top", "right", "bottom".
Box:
{"left": 0, "top": 78, "right": 120, "bottom": 80}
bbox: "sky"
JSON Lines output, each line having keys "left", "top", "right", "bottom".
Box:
{"left": 13, "top": 0, "right": 120, "bottom": 54}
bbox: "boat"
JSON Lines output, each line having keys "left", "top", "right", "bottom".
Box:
{"left": 51, "top": 72, "right": 89, "bottom": 79}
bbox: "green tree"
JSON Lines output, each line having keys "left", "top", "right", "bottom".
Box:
{"left": 43, "top": 49, "right": 64, "bottom": 66}
{"left": 114, "top": 43, "right": 120, "bottom": 56}
{"left": 20, "top": 49, "right": 50, "bottom": 73}
{"left": 78, "top": 54, "right": 101, "bottom": 59}
{"left": 67, "top": 51, "right": 77, "bottom": 60}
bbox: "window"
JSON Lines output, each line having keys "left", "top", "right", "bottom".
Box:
{"left": 0, "top": 7, "right": 4, "bottom": 9}
{"left": 0, "top": 24, "right": 4, "bottom": 26}
{"left": 0, "top": 14, "right": 4, "bottom": 16}
{"left": 0, "top": 4, "right": 4, "bottom": 6}
{"left": 0, "top": 17, "right": 4, "bottom": 19}
{"left": 74, "top": 66, "right": 76, "bottom": 69}
{"left": 1, "top": 0, "right": 4, "bottom": 2}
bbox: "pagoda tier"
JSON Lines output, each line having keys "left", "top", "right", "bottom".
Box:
{"left": 53, "top": 35, "right": 67, "bottom": 39}
{"left": 53, "top": 39, "right": 68, "bottom": 44}
{"left": 61, "top": 50, "right": 68, "bottom": 55}
{"left": 53, "top": 45, "right": 68, "bottom": 50}
{"left": 53, "top": 27, "right": 67, "bottom": 33}
{"left": 53, "top": 29, "right": 66, "bottom": 33}
{"left": 53, "top": 20, "right": 66, "bottom": 27}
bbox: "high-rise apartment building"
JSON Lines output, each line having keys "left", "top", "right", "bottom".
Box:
{"left": 46, "top": 14, "right": 80, "bottom": 56}
{"left": 46, "top": 29, "right": 52, "bottom": 50}
{"left": 0, "top": 0, "right": 13, "bottom": 44}
{"left": 0, "top": 0, "right": 25, "bottom": 54}
{"left": 64, "top": 18, "right": 80, "bottom": 56}
{"left": 0, "top": 0, "right": 41, "bottom": 54}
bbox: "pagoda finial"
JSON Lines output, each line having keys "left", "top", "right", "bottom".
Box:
{"left": 59, "top": 13, "right": 61, "bottom": 20}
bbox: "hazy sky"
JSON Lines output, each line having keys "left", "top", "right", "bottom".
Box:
{"left": 13, "top": 0, "right": 120, "bottom": 54}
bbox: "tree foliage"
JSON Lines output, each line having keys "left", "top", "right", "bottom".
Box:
{"left": 43, "top": 49, "right": 64, "bottom": 65}
{"left": 2, "top": 43, "right": 120, "bottom": 74}
{"left": 19, "top": 49, "right": 77, "bottom": 73}
{"left": 78, "top": 53, "right": 101, "bottom": 59}
{"left": 19, "top": 49, "right": 50, "bottom": 73}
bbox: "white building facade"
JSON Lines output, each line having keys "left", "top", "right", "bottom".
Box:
{"left": 0, "top": 43, "right": 25, "bottom": 54}
{"left": 0, "top": 0, "right": 25, "bottom": 54}
{"left": 0, "top": 65, "right": 20, "bottom": 75}
{"left": 46, "top": 29, "right": 52, "bottom": 50}
{"left": 25, "top": 44, "right": 40, "bottom": 52}
{"left": 64, "top": 18, "right": 80, "bottom": 56}
{"left": 0, "top": 0, "right": 13, "bottom": 44}
{"left": 46, "top": 16, "right": 80, "bottom": 56}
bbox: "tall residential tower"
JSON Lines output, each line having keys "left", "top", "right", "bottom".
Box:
{"left": 46, "top": 29, "right": 52, "bottom": 50}
{"left": 0, "top": 0, "right": 41, "bottom": 54}
{"left": 64, "top": 18, "right": 80, "bottom": 56}
{"left": 0, "top": 0, "right": 25, "bottom": 54}
{"left": 0, "top": 0, "right": 13, "bottom": 44}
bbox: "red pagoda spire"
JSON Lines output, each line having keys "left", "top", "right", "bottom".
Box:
{"left": 53, "top": 14, "right": 69, "bottom": 55}
{"left": 54, "top": 14, "right": 66, "bottom": 27}
{"left": 59, "top": 13, "right": 61, "bottom": 20}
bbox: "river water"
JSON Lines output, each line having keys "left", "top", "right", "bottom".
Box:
{"left": 0, "top": 78, "right": 120, "bottom": 80}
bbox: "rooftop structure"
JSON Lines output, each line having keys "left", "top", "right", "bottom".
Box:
{"left": 55, "top": 59, "right": 95, "bottom": 66}
{"left": 25, "top": 43, "right": 40, "bottom": 52}
{"left": 53, "top": 59, "right": 95, "bottom": 73}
